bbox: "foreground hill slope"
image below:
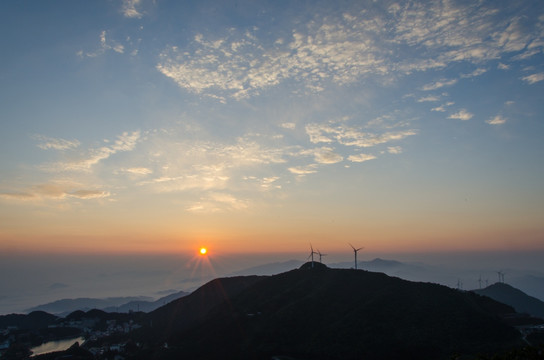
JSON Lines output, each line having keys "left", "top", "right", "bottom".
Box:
{"left": 473, "top": 282, "right": 544, "bottom": 319}
{"left": 142, "top": 263, "right": 520, "bottom": 360}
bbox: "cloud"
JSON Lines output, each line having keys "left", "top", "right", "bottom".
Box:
{"left": 33, "top": 135, "right": 80, "bottom": 151}
{"left": 136, "top": 134, "right": 293, "bottom": 194}
{"left": 307, "top": 147, "right": 343, "bottom": 164}
{"left": 288, "top": 165, "right": 318, "bottom": 175}
{"left": 431, "top": 101, "right": 454, "bottom": 112}
{"left": 122, "top": 0, "right": 143, "bottom": 18}
{"left": 186, "top": 192, "right": 249, "bottom": 213}
{"left": 486, "top": 115, "right": 506, "bottom": 125}
{"left": 522, "top": 73, "right": 544, "bottom": 84}
{"left": 0, "top": 183, "right": 110, "bottom": 202}
{"left": 421, "top": 78, "right": 458, "bottom": 91}
{"left": 123, "top": 167, "right": 153, "bottom": 175}
{"left": 498, "top": 63, "right": 510, "bottom": 70}
{"left": 154, "top": 1, "right": 544, "bottom": 101}
{"left": 347, "top": 153, "right": 376, "bottom": 163}
{"left": 387, "top": 146, "right": 403, "bottom": 154}
{"left": 79, "top": 30, "right": 125, "bottom": 58}
{"left": 280, "top": 122, "right": 296, "bottom": 130}
{"left": 305, "top": 123, "right": 417, "bottom": 148}
{"left": 46, "top": 131, "right": 140, "bottom": 172}
{"left": 448, "top": 109, "right": 473, "bottom": 121}
{"left": 69, "top": 190, "right": 111, "bottom": 199}
{"left": 461, "top": 68, "right": 487, "bottom": 78}
{"left": 417, "top": 95, "right": 440, "bottom": 102}
{"left": 0, "top": 192, "right": 36, "bottom": 201}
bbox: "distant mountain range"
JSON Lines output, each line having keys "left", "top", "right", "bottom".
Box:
{"left": 26, "top": 291, "right": 188, "bottom": 316}
{"left": 20, "top": 257, "right": 544, "bottom": 319}
{"left": 473, "top": 282, "right": 544, "bottom": 319}
{"left": 132, "top": 262, "right": 523, "bottom": 359}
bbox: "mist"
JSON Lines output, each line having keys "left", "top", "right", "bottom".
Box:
{"left": 1, "top": 250, "right": 543, "bottom": 315}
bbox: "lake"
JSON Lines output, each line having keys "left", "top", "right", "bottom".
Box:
{"left": 30, "top": 336, "right": 85, "bottom": 356}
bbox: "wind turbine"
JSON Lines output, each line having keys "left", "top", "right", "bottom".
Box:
{"left": 317, "top": 249, "right": 327, "bottom": 263}
{"left": 349, "top": 244, "right": 363, "bottom": 270}
{"left": 308, "top": 244, "right": 318, "bottom": 268}
{"left": 478, "top": 275, "right": 482, "bottom": 289}
{"left": 456, "top": 279, "right": 463, "bottom": 290}
{"left": 497, "top": 270, "right": 505, "bottom": 283}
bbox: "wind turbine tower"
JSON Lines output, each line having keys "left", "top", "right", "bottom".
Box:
{"left": 349, "top": 244, "right": 364, "bottom": 270}
{"left": 308, "top": 244, "right": 318, "bottom": 268}
{"left": 317, "top": 249, "right": 327, "bottom": 263}
{"left": 497, "top": 270, "right": 505, "bottom": 283}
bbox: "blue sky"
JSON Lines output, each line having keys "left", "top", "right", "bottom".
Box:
{"left": 0, "top": 0, "right": 543, "bottom": 254}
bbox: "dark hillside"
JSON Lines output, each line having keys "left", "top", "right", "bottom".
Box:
{"left": 473, "top": 282, "right": 544, "bottom": 319}
{"left": 0, "top": 311, "right": 58, "bottom": 330}
{"left": 147, "top": 275, "right": 266, "bottom": 339}
{"left": 144, "top": 264, "right": 520, "bottom": 360}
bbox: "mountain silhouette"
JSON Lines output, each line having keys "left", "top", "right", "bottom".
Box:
{"left": 473, "top": 282, "right": 544, "bottom": 319}
{"left": 137, "top": 263, "right": 521, "bottom": 359}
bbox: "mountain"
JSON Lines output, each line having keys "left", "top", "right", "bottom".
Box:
{"left": 26, "top": 291, "right": 189, "bottom": 316}
{"left": 102, "top": 291, "right": 189, "bottom": 313}
{"left": 136, "top": 263, "right": 521, "bottom": 359}
{"left": 0, "top": 311, "right": 58, "bottom": 330}
{"left": 473, "top": 282, "right": 544, "bottom": 319}
{"left": 148, "top": 275, "right": 265, "bottom": 340}
{"left": 26, "top": 297, "right": 153, "bottom": 315}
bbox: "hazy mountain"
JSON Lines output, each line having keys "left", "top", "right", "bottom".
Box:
{"left": 136, "top": 263, "right": 521, "bottom": 359}
{"left": 102, "top": 291, "right": 189, "bottom": 313}
{"left": 26, "top": 297, "right": 153, "bottom": 316}
{"left": 26, "top": 291, "right": 189, "bottom": 316}
{"left": 473, "top": 282, "right": 544, "bottom": 319}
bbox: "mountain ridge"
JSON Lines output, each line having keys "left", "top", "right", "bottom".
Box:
{"left": 473, "top": 282, "right": 544, "bottom": 319}
{"left": 135, "top": 263, "right": 522, "bottom": 359}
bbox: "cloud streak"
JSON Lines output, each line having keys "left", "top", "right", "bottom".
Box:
{"left": 34, "top": 135, "right": 80, "bottom": 151}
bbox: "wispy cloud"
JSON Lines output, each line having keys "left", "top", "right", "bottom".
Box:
{"left": 122, "top": 0, "right": 143, "bottom": 19}
{"left": 431, "top": 102, "right": 454, "bottom": 112}
{"left": 305, "top": 123, "right": 417, "bottom": 148}
{"left": 288, "top": 165, "right": 318, "bottom": 175}
{"left": 461, "top": 68, "right": 487, "bottom": 78}
{"left": 155, "top": 1, "right": 543, "bottom": 101}
{"left": 78, "top": 30, "right": 125, "bottom": 58}
{"left": 187, "top": 192, "right": 249, "bottom": 213}
{"left": 422, "top": 78, "right": 457, "bottom": 91}
{"left": 33, "top": 135, "right": 80, "bottom": 151}
{"left": 448, "top": 109, "right": 473, "bottom": 121}
{"left": 387, "top": 146, "right": 403, "bottom": 154}
{"left": 347, "top": 153, "right": 376, "bottom": 163}
{"left": 150, "top": 0, "right": 541, "bottom": 102}
{"left": 486, "top": 115, "right": 506, "bottom": 125}
{"left": 44, "top": 131, "right": 140, "bottom": 172}
{"left": 306, "top": 147, "right": 343, "bottom": 164}
{"left": 417, "top": 95, "right": 440, "bottom": 102}
{"left": 122, "top": 167, "right": 153, "bottom": 175}
{"left": 522, "top": 73, "right": 544, "bottom": 84}
{"left": 0, "top": 183, "right": 110, "bottom": 202}
{"left": 280, "top": 123, "right": 296, "bottom": 130}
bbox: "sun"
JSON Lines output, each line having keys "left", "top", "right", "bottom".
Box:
{"left": 199, "top": 247, "right": 207, "bottom": 255}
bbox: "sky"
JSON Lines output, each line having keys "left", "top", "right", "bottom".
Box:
{"left": 1, "top": 0, "right": 544, "bottom": 256}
